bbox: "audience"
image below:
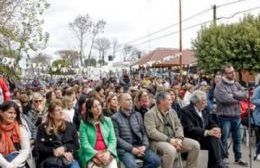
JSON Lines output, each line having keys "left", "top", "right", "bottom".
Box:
{"left": 103, "top": 94, "right": 118, "bottom": 117}
{"left": 26, "top": 92, "right": 47, "bottom": 126}
{"left": 112, "top": 93, "right": 160, "bottom": 168}
{"left": 181, "top": 90, "right": 226, "bottom": 168}
{"left": 144, "top": 91, "right": 200, "bottom": 168}
{"left": 0, "top": 101, "right": 31, "bottom": 168}
{"left": 1, "top": 64, "right": 258, "bottom": 168}
{"left": 134, "top": 89, "right": 151, "bottom": 118}
{"left": 34, "top": 100, "right": 80, "bottom": 168}
{"left": 252, "top": 84, "right": 260, "bottom": 161}
{"left": 214, "top": 64, "right": 248, "bottom": 166}
{"left": 79, "top": 98, "right": 117, "bottom": 168}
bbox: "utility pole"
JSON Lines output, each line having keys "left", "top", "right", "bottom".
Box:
{"left": 213, "top": 4, "right": 217, "bottom": 24}
{"left": 179, "top": 0, "right": 183, "bottom": 69}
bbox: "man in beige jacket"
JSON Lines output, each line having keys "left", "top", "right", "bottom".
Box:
{"left": 144, "top": 91, "right": 200, "bottom": 168}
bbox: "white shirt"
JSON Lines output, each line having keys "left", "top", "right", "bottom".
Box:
{"left": 183, "top": 91, "right": 192, "bottom": 106}
{"left": 194, "top": 106, "right": 203, "bottom": 119}
{"left": 63, "top": 108, "right": 75, "bottom": 122}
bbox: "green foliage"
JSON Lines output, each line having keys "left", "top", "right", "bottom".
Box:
{"left": 49, "top": 59, "right": 71, "bottom": 75}
{"left": 98, "top": 59, "right": 107, "bottom": 66}
{"left": 84, "top": 58, "right": 97, "bottom": 67}
{"left": 0, "top": 65, "right": 20, "bottom": 79}
{"left": 56, "top": 50, "right": 80, "bottom": 67}
{"left": 192, "top": 15, "right": 260, "bottom": 74}
{"left": 0, "top": 0, "right": 50, "bottom": 66}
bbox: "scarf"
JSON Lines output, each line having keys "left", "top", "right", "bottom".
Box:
{"left": 0, "top": 121, "right": 21, "bottom": 155}
{"left": 222, "top": 77, "right": 235, "bottom": 85}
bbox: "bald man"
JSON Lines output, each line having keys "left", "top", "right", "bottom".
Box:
{"left": 111, "top": 93, "right": 160, "bottom": 168}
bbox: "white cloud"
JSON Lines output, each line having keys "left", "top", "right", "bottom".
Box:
{"left": 42, "top": 0, "right": 260, "bottom": 60}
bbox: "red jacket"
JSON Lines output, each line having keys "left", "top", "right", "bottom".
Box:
{"left": 0, "top": 78, "right": 11, "bottom": 103}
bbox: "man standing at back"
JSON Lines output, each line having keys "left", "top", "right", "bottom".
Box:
{"left": 214, "top": 64, "right": 248, "bottom": 166}
{"left": 144, "top": 91, "right": 200, "bottom": 168}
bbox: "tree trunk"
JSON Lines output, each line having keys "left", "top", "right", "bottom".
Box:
{"left": 87, "top": 36, "right": 95, "bottom": 61}
{"left": 80, "top": 32, "right": 84, "bottom": 67}
{"left": 102, "top": 51, "right": 105, "bottom": 66}
{"left": 238, "top": 70, "right": 243, "bottom": 82}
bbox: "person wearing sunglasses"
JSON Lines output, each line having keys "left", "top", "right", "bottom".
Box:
{"left": 26, "top": 93, "right": 47, "bottom": 127}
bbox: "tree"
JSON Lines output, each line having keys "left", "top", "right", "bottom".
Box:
{"left": 122, "top": 45, "right": 141, "bottom": 61}
{"left": 192, "top": 15, "right": 260, "bottom": 80}
{"left": 69, "top": 14, "right": 92, "bottom": 66}
{"left": 56, "top": 50, "right": 80, "bottom": 67}
{"left": 87, "top": 20, "right": 106, "bottom": 60}
{"left": 94, "top": 38, "right": 110, "bottom": 66}
{"left": 31, "top": 53, "right": 50, "bottom": 65}
{"left": 50, "top": 59, "right": 70, "bottom": 75}
{"left": 84, "top": 58, "right": 97, "bottom": 67}
{"left": 0, "top": 0, "right": 50, "bottom": 66}
{"left": 112, "top": 39, "right": 119, "bottom": 59}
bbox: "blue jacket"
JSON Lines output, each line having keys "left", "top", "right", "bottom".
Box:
{"left": 252, "top": 86, "right": 260, "bottom": 126}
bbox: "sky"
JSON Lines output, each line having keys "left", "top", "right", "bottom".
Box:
{"left": 42, "top": 0, "right": 260, "bottom": 61}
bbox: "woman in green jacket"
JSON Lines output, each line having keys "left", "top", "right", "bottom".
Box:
{"left": 79, "top": 98, "right": 118, "bottom": 168}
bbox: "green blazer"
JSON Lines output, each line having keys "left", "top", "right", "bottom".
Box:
{"left": 78, "top": 117, "right": 117, "bottom": 168}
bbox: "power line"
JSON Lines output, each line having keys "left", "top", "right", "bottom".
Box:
{"left": 216, "top": 0, "right": 247, "bottom": 8}
{"left": 132, "top": 20, "right": 212, "bottom": 47}
{"left": 120, "top": 7, "right": 212, "bottom": 46}
{"left": 217, "top": 6, "right": 260, "bottom": 20}
{"left": 120, "top": 0, "right": 249, "bottom": 47}
{"left": 123, "top": 6, "right": 260, "bottom": 49}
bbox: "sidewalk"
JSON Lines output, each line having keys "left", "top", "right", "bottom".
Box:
{"left": 228, "top": 143, "right": 260, "bottom": 168}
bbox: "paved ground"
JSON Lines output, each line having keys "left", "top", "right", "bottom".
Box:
{"left": 228, "top": 143, "right": 260, "bottom": 168}
{"left": 178, "top": 142, "right": 260, "bottom": 168}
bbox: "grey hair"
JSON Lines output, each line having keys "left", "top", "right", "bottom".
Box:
{"left": 190, "top": 90, "right": 206, "bottom": 104}
{"left": 156, "top": 91, "right": 170, "bottom": 104}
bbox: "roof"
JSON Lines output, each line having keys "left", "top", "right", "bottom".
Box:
{"left": 133, "top": 48, "right": 197, "bottom": 67}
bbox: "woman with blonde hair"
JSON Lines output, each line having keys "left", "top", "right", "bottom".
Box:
{"left": 34, "top": 100, "right": 80, "bottom": 168}
{"left": 103, "top": 94, "right": 118, "bottom": 117}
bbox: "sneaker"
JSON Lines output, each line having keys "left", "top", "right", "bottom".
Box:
{"left": 235, "top": 159, "right": 248, "bottom": 167}
{"left": 223, "top": 158, "right": 230, "bottom": 165}
{"left": 257, "top": 154, "right": 260, "bottom": 161}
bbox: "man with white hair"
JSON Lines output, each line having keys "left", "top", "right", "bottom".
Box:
{"left": 181, "top": 90, "right": 227, "bottom": 168}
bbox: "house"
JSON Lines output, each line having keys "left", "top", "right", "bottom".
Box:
{"left": 132, "top": 48, "right": 196, "bottom": 68}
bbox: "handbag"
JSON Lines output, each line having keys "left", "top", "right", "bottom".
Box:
{"left": 41, "top": 156, "right": 73, "bottom": 168}
{"left": 91, "top": 151, "right": 113, "bottom": 168}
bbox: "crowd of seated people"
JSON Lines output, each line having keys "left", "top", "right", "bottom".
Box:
{"left": 1, "top": 64, "right": 260, "bottom": 168}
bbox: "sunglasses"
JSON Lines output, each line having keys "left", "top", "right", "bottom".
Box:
{"left": 225, "top": 71, "right": 234, "bottom": 74}
{"left": 34, "top": 100, "right": 43, "bottom": 103}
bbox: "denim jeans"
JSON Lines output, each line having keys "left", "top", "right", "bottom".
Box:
{"left": 219, "top": 117, "right": 242, "bottom": 161}
{"left": 69, "top": 161, "right": 80, "bottom": 168}
{"left": 4, "top": 152, "right": 26, "bottom": 168}
{"left": 119, "top": 149, "right": 160, "bottom": 168}
{"left": 47, "top": 160, "right": 80, "bottom": 168}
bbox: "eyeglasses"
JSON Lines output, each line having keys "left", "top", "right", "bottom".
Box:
{"left": 34, "top": 100, "right": 43, "bottom": 103}
{"left": 225, "top": 71, "right": 234, "bottom": 74}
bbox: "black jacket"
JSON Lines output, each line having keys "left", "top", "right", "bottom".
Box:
{"left": 111, "top": 109, "right": 149, "bottom": 156}
{"left": 180, "top": 104, "right": 218, "bottom": 141}
{"left": 134, "top": 105, "right": 148, "bottom": 119}
{"left": 34, "top": 122, "right": 79, "bottom": 166}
